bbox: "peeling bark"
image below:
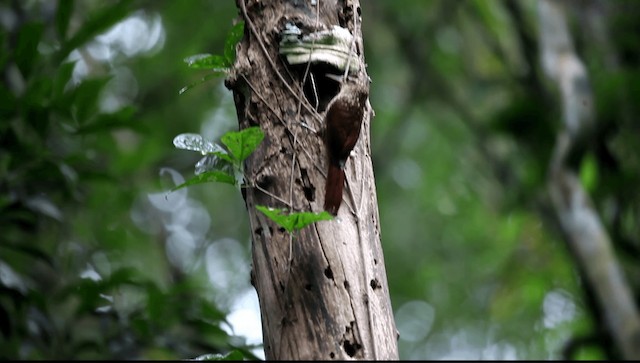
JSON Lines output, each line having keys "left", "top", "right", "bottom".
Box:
{"left": 226, "top": 0, "right": 398, "bottom": 360}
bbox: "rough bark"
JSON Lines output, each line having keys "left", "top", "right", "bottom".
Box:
{"left": 225, "top": 0, "right": 398, "bottom": 360}
{"left": 539, "top": 0, "right": 640, "bottom": 359}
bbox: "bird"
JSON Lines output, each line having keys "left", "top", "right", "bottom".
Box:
{"left": 323, "top": 73, "right": 370, "bottom": 216}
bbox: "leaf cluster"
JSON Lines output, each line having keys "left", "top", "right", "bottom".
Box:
{"left": 180, "top": 22, "right": 244, "bottom": 94}
{"left": 0, "top": 1, "right": 253, "bottom": 360}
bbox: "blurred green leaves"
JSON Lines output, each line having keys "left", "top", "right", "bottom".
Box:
{"left": 0, "top": 1, "right": 249, "bottom": 360}
{"left": 56, "top": 0, "right": 134, "bottom": 62}
{"left": 15, "top": 22, "right": 44, "bottom": 77}
{"left": 55, "top": 0, "right": 75, "bottom": 40}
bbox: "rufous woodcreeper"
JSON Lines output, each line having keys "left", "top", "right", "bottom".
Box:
{"left": 323, "top": 74, "right": 369, "bottom": 215}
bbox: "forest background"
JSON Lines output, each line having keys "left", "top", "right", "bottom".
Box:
{"left": 2, "top": 0, "right": 639, "bottom": 360}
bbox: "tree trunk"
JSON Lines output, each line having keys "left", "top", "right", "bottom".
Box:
{"left": 226, "top": 0, "right": 398, "bottom": 360}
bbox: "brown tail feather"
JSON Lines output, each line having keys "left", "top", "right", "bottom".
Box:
{"left": 324, "top": 163, "right": 345, "bottom": 216}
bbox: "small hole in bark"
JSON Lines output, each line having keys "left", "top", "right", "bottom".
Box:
{"left": 304, "top": 283, "right": 312, "bottom": 291}
{"left": 329, "top": 352, "right": 335, "bottom": 359}
{"left": 278, "top": 227, "right": 286, "bottom": 233}
{"left": 254, "top": 227, "right": 262, "bottom": 236}
{"left": 247, "top": 117, "right": 259, "bottom": 127}
{"left": 370, "top": 278, "right": 381, "bottom": 290}
{"left": 343, "top": 340, "right": 361, "bottom": 357}
{"left": 374, "top": 258, "right": 378, "bottom": 265}
{"left": 299, "top": 168, "right": 315, "bottom": 201}
{"left": 324, "top": 266, "right": 334, "bottom": 280}
{"left": 303, "top": 185, "right": 315, "bottom": 202}
{"left": 257, "top": 175, "right": 274, "bottom": 190}
{"left": 343, "top": 280, "right": 350, "bottom": 289}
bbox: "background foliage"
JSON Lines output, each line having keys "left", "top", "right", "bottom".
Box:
{"left": 1, "top": 0, "right": 638, "bottom": 360}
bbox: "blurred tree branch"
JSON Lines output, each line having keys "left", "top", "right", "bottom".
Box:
{"left": 539, "top": 0, "right": 640, "bottom": 359}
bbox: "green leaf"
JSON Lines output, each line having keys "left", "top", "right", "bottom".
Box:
{"left": 0, "top": 32, "right": 8, "bottom": 70}
{"left": 0, "top": 241, "right": 55, "bottom": 268}
{"left": 53, "top": 61, "right": 76, "bottom": 100}
{"left": 68, "top": 77, "right": 111, "bottom": 125}
{"left": 224, "top": 22, "right": 244, "bottom": 65}
{"left": 579, "top": 152, "right": 599, "bottom": 192}
{"left": 73, "top": 106, "right": 138, "bottom": 134}
{"left": 55, "top": 0, "right": 75, "bottom": 40}
{"left": 184, "top": 54, "right": 230, "bottom": 71}
{"left": 172, "top": 171, "right": 236, "bottom": 191}
{"left": 179, "top": 72, "right": 227, "bottom": 95}
{"left": 15, "top": 22, "right": 44, "bottom": 78}
{"left": 0, "top": 84, "right": 16, "bottom": 118}
{"left": 221, "top": 127, "right": 264, "bottom": 163}
{"left": 59, "top": 267, "right": 145, "bottom": 316}
{"left": 57, "top": 0, "right": 133, "bottom": 62}
{"left": 211, "top": 151, "right": 234, "bottom": 164}
{"left": 144, "top": 284, "right": 165, "bottom": 328}
{"left": 107, "top": 266, "right": 144, "bottom": 286}
{"left": 256, "top": 205, "right": 333, "bottom": 233}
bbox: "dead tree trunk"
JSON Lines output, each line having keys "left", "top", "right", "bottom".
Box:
{"left": 225, "top": 0, "right": 398, "bottom": 360}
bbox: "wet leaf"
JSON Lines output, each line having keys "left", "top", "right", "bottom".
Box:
{"left": 195, "top": 154, "right": 234, "bottom": 175}
{"left": 173, "top": 133, "right": 225, "bottom": 155}
{"left": 191, "top": 350, "right": 245, "bottom": 361}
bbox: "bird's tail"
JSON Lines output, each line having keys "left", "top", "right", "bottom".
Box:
{"left": 324, "top": 163, "right": 345, "bottom": 216}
